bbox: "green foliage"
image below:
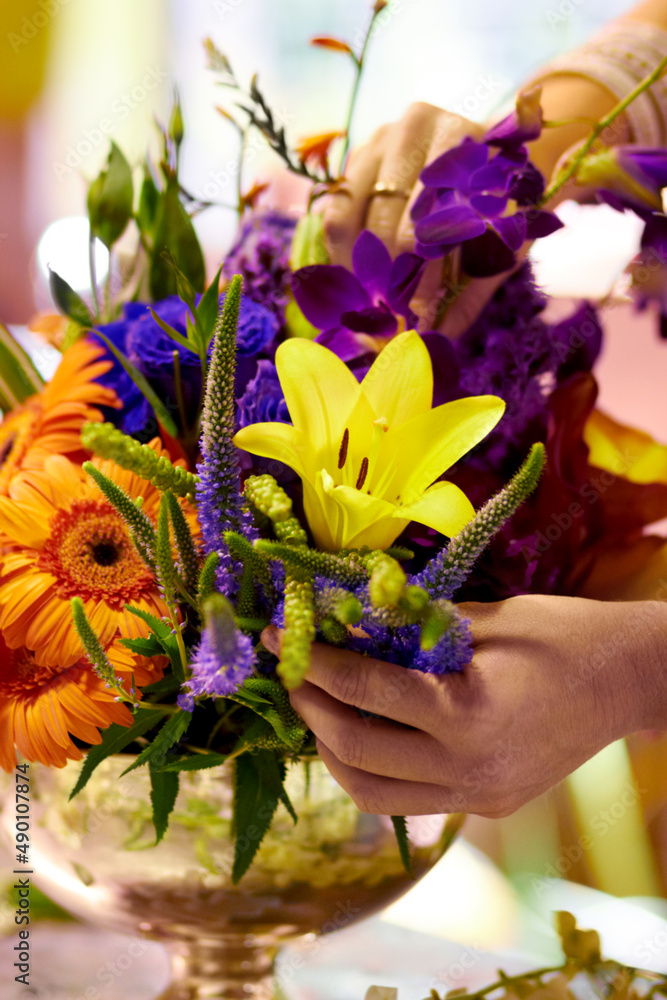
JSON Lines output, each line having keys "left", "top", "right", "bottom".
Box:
{"left": 150, "top": 175, "right": 205, "bottom": 300}
{"left": 197, "top": 552, "right": 220, "bottom": 605}
{"left": 81, "top": 422, "right": 198, "bottom": 500}
{"left": 230, "top": 677, "right": 306, "bottom": 752}
{"left": 165, "top": 491, "right": 199, "bottom": 596}
{"left": 149, "top": 765, "right": 180, "bottom": 844}
{"left": 231, "top": 752, "right": 291, "bottom": 883}
{"left": 254, "top": 540, "right": 367, "bottom": 587}
{"left": 121, "top": 709, "right": 192, "bottom": 775}
{"left": 68, "top": 706, "right": 168, "bottom": 799}
{"left": 124, "top": 605, "right": 185, "bottom": 682}
{"left": 49, "top": 269, "right": 94, "bottom": 328}
{"left": 87, "top": 141, "right": 133, "bottom": 249}
{"left": 0, "top": 323, "right": 44, "bottom": 411}
{"left": 156, "top": 751, "right": 229, "bottom": 773}
{"left": 390, "top": 816, "right": 413, "bottom": 878}
{"left": 224, "top": 531, "right": 274, "bottom": 608}
{"left": 156, "top": 493, "right": 177, "bottom": 602}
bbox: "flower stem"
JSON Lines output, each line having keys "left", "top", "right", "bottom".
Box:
{"left": 89, "top": 234, "right": 101, "bottom": 320}
{"left": 338, "top": 5, "right": 384, "bottom": 173}
{"left": 541, "top": 55, "right": 667, "bottom": 205}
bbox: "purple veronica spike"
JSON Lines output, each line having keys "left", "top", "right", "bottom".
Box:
{"left": 180, "top": 624, "right": 255, "bottom": 703}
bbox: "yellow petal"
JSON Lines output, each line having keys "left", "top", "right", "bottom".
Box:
{"left": 395, "top": 479, "right": 475, "bottom": 537}
{"left": 232, "top": 422, "right": 307, "bottom": 479}
{"left": 310, "top": 473, "right": 402, "bottom": 550}
{"left": 584, "top": 408, "right": 667, "bottom": 484}
{"left": 360, "top": 330, "right": 432, "bottom": 426}
{"left": 275, "top": 338, "right": 361, "bottom": 450}
{"left": 375, "top": 394, "right": 505, "bottom": 500}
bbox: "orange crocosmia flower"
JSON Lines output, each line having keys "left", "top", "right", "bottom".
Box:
{"left": 0, "top": 633, "right": 164, "bottom": 772}
{"left": 0, "top": 337, "right": 120, "bottom": 496}
{"left": 0, "top": 447, "right": 193, "bottom": 668}
{"left": 294, "top": 131, "right": 346, "bottom": 172}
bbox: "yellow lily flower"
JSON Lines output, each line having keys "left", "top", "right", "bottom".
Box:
{"left": 584, "top": 408, "right": 667, "bottom": 484}
{"left": 233, "top": 330, "right": 505, "bottom": 551}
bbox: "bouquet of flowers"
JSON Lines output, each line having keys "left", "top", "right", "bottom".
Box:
{"left": 2, "top": 4, "right": 667, "bottom": 883}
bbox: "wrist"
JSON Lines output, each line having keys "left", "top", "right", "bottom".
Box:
{"left": 625, "top": 600, "right": 667, "bottom": 733}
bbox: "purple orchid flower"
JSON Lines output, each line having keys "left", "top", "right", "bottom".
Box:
{"left": 577, "top": 146, "right": 667, "bottom": 217}
{"left": 628, "top": 213, "right": 667, "bottom": 338}
{"left": 291, "top": 230, "right": 425, "bottom": 361}
{"left": 411, "top": 137, "right": 562, "bottom": 277}
{"left": 484, "top": 86, "right": 544, "bottom": 148}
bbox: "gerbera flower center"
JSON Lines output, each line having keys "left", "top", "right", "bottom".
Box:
{"left": 0, "top": 645, "right": 64, "bottom": 697}
{"left": 38, "top": 498, "right": 155, "bottom": 607}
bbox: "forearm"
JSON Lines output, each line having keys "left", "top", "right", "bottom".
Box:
{"left": 636, "top": 600, "right": 667, "bottom": 731}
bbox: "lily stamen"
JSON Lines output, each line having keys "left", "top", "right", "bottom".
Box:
{"left": 338, "top": 428, "right": 349, "bottom": 469}
{"left": 355, "top": 457, "right": 369, "bottom": 490}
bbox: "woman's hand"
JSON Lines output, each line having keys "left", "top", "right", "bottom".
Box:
{"left": 322, "top": 102, "right": 510, "bottom": 338}
{"left": 263, "top": 595, "right": 666, "bottom": 817}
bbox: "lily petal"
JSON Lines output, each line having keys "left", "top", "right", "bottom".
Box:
{"left": 395, "top": 479, "right": 475, "bottom": 537}
{"left": 376, "top": 394, "right": 505, "bottom": 498}
{"left": 319, "top": 477, "right": 404, "bottom": 550}
{"left": 360, "top": 330, "right": 433, "bottom": 426}
{"left": 232, "top": 421, "right": 307, "bottom": 478}
{"left": 275, "top": 338, "right": 362, "bottom": 448}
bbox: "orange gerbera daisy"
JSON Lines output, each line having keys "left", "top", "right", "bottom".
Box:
{"left": 0, "top": 447, "right": 189, "bottom": 667}
{"left": 0, "top": 337, "right": 120, "bottom": 495}
{"left": 0, "top": 632, "right": 164, "bottom": 771}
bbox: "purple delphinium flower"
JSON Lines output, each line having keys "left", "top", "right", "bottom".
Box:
{"left": 411, "top": 137, "right": 562, "bottom": 276}
{"left": 91, "top": 293, "right": 278, "bottom": 436}
{"left": 222, "top": 210, "right": 296, "bottom": 321}
{"left": 291, "top": 230, "right": 425, "bottom": 361}
{"left": 178, "top": 623, "right": 255, "bottom": 709}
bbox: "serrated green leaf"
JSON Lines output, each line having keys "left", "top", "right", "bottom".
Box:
{"left": 150, "top": 176, "right": 205, "bottom": 300}
{"left": 149, "top": 765, "right": 179, "bottom": 843}
{"left": 148, "top": 306, "right": 196, "bottom": 354}
{"left": 232, "top": 752, "right": 283, "bottom": 883}
{"left": 0, "top": 324, "right": 44, "bottom": 411}
{"left": 121, "top": 709, "right": 192, "bottom": 775}
{"left": 391, "top": 815, "right": 414, "bottom": 878}
{"left": 68, "top": 707, "right": 167, "bottom": 800}
{"left": 157, "top": 751, "right": 228, "bottom": 773}
{"left": 197, "top": 265, "right": 224, "bottom": 348}
{"left": 94, "top": 332, "right": 179, "bottom": 437}
{"left": 125, "top": 604, "right": 184, "bottom": 681}
{"left": 87, "top": 141, "right": 133, "bottom": 249}
{"left": 119, "top": 635, "right": 164, "bottom": 657}
{"left": 141, "top": 674, "right": 182, "bottom": 699}
{"left": 49, "top": 269, "right": 94, "bottom": 327}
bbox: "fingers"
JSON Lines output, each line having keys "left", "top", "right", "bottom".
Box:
{"left": 289, "top": 679, "right": 450, "bottom": 784}
{"left": 323, "top": 133, "right": 386, "bottom": 268}
{"left": 316, "top": 740, "right": 459, "bottom": 816}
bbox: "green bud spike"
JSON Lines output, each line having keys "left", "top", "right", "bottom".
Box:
{"left": 254, "top": 540, "right": 368, "bottom": 587}
{"left": 71, "top": 597, "right": 136, "bottom": 704}
{"left": 237, "top": 564, "right": 257, "bottom": 620}
{"left": 420, "top": 600, "right": 456, "bottom": 652}
{"left": 156, "top": 494, "right": 176, "bottom": 602}
{"left": 243, "top": 474, "right": 308, "bottom": 545}
{"left": 197, "top": 552, "right": 219, "bottom": 605}
{"left": 364, "top": 551, "right": 407, "bottom": 607}
{"left": 314, "top": 586, "right": 363, "bottom": 626}
{"left": 83, "top": 461, "right": 156, "bottom": 570}
{"left": 384, "top": 546, "right": 415, "bottom": 562}
{"left": 320, "top": 616, "right": 349, "bottom": 646}
{"left": 242, "top": 678, "right": 306, "bottom": 752}
{"left": 224, "top": 531, "right": 275, "bottom": 604}
{"left": 81, "top": 422, "right": 199, "bottom": 501}
{"left": 279, "top": 568, "right": 316, "bottom": 690}
{"left": 420, "top": 442, "right": 546, "bottom": 600}
{"left": 165, "top": 491, "right": 199, "bottom": 597}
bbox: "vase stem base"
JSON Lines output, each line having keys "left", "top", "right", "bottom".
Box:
{"left": 157, "top": 937, "right": 278, "bottom": 1000}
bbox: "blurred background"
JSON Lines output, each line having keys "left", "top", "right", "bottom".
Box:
{"left": 1, "top": 1, "right": 667, "bottom": 993}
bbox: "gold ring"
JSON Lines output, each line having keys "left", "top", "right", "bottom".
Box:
{"left": 369, "top": 181, "right": 411, "bottom": 199}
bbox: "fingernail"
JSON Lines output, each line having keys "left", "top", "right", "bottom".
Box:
{"left": 261, "top": 625, "right": 281, "bottom": 655}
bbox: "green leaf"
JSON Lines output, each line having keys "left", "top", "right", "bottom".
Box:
{"left": 119, "top": 635, "right": 164, "bottom": 658}
{"left": 141, "top": 674, "right": 182, "bottom": 699}
{"left": 229, "top": 679, "right": 306, "bottom": 752}
{"left": 197, "top": 265, "right": 224, "bottom": 349}
{"left": 121, "top": 709, "right": 192, "bottom": 774}
{"left": 157, "top": 751, "right": 228, "bottom": 773}
{"left": 68, "top": 707, "right": 167, "bottom": 800}
{"left": 149, "top": 765, "right": 179, "bottom": 843}
{"left": 87, "top": 141, "right": 133, "bottom": 249}
{"left": 0, "top": 324, "right": 44, "bottom": 411}
{"left": 49, "top": 269, "right": 94, "bottom": 327}
{"left": 391, "top": 816, "right": 414, "bottom": 878}
{"left": 150, "top": 176, "right": 205, "bottom": 300}
{"left": 232, "top": 751, "right": 284, "bottom": 883}
{"left": 289, "top": 212, "right": 330, "bottom": 270}
{"left": 94, "top": 331, "right": 179, "bottom": 438}
{"left": 148, "top": 307, "right": 197, "bottom": 354}
{"left": 125, "top": 605, "right": 184, "bottom": 681}
{"left": 136, "top": 167, "right": 160, "bottom": 238}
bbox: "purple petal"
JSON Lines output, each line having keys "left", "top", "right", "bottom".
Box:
{"left": 494, "top": 212, "right": 527, "bottom": 251}
{"left": 414, "top": 240, "right": 456, "bottom": 260}
{"left": 410, "top": 186, "right": 438, "bottom": 222}
{"left": 461, "top": 229, "right": 516, "bottom": 277}
{"left": 551, "top": 301, "right": 603, "bottom": 379}
{"left": 621, "top": 147, "right": 667, "bottom": 190}
{"left": 470, "top": 156, "right": 521, "bottom": 194}
{"left": 387, "top": 253, "right": 425, "bottom": 315}
{"left": 524, "top": 209, "right": 564, "bottom": 239}
{"left": 315, "top": 326, "right": 365, "bottom": 362}
{"left": 414, "top": 205, "right": 487, "bottom": 246}
{"left": 420, "top": 137, "right": 489, "bottom": 189}
{"left": 484, "top": 112, "right": 541, "bottom": 147}
{"left": 421, "top": 331, "right": 464, "bottom": 405}
{"left": 508, "top": 160, "right": 545, "bottom": 206}
{"left": 469, "top": 193, "right": 508, "bottom": 218}
{"left": 341, "top": 305, "right": 398, "bottom": 336}
{"left": 352, "top": 230, "right": 392, "bottom": 301}
{"left": 291, "top": 264, "right": 370, "bottom": 329}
